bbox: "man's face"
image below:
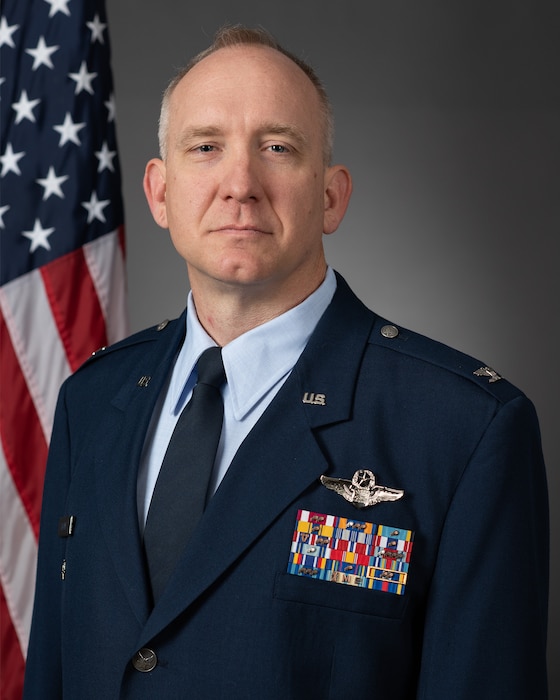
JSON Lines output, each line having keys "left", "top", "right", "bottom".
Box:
{"left": 144, "top": 44, "right": 350, "bottom": 302}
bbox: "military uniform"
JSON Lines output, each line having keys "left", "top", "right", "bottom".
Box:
{"left": 24, "top": 273, "right": 548, "bottom": 699}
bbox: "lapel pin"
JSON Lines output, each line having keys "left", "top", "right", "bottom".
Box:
{"left": 137, "top": 375, "right": 151, "bottom": 388}
{"left": 320, "top": 469, "right": 404, "bottom": 509}
{"left": 473, "top": 366, "right": 502, "bottom": 383}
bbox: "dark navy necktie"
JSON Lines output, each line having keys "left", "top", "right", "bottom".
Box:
{"left": 144, "top": 346, "right": 226, "bottom": 603}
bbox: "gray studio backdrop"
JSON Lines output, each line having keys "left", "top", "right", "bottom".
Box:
{"left": 107, "top": 0, "right": 559, "bottom": 691}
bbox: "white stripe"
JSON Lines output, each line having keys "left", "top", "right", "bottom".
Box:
{"left": 0, "top": 446, "right": 37, "bottom": 658}
{"left": 0, "top": 270, "right": 71, "bottom": 442}
{"left": 83, "top": 229, "right": 128, "bottom": 344}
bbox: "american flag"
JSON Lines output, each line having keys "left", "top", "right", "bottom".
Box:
{"left": 0, "top": 1, "right": 127, "bottom": 696}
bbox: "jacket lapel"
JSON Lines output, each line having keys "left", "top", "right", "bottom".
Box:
{"left": 139, "top": 276, "right": 377, "bottom": 643}
{"left": 92, "top": 317, "right": 186, "bottom": 623}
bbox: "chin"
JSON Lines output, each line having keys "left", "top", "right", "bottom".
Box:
{"left": 211, "top": 257, "right": 274, "bottom": 286}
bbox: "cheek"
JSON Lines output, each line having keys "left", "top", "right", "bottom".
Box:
{"left": 165, "top": 182, "right": 198, "bottom": 224}
{"left": 279, "top": 177, "right": 320, "bottom": 216}
{"left": 170, "top": 174, "right": 215, "bottom": 214}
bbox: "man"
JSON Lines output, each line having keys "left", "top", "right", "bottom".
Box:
{"left": 24, "top": 25, "right": 548, "bottom": 699}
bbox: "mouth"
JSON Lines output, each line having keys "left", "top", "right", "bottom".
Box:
{"left": 213, "top": 225, "right": 271, "bottom": 236}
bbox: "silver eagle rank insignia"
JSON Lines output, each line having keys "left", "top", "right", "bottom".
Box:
{"left": 320, "top": 469, "right": 404, "bottom": 509}
{"left": 473, "top": 366, "right": 502, "bottom": 383}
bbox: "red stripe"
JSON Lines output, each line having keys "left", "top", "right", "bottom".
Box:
{"left": 40, "top": 248, "right": 108, "bottom": 372}
{"left": 117, "top": 224, "right": 126, "bottom": 257}
{"left": 0, "top": 586, "right": 25, "bottom": 700}
{"left": 0, "top": 314, "right": 48, "bottom": 537}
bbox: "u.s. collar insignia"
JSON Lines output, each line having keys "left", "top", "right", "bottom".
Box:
{"left": 320, "top": 469, "right": 404, "bottom": 509}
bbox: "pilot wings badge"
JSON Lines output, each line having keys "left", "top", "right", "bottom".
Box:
{"left": 320, "top": 469, "right": 404, "bottom": 509}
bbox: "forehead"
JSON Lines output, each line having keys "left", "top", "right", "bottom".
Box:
{"left": 168, "top": 44, "right": 322, "bottom": 129}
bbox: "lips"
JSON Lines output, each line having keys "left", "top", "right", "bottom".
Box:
{"left": 213, "top": 225, "right": 271, "bottom": 235}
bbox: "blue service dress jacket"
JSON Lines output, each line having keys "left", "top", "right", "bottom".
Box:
{"left": 23, "top": 273, "right": 549, "bottom": 699}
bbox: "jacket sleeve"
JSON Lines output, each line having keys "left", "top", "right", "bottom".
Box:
{"left": 416, "top": 395, "right": 549, "bottom": 698}
{"left": 23, "top": 382, "right": 71, "bottom": 699}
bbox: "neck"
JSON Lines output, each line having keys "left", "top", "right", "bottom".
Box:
{"left": 189, "top": 266, "right": 327, "bottom": 346}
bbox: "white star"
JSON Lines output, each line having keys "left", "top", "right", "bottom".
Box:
{"left": 53, "top": 112, "right": 86, "bottom": 146}
{"left": 104, "top": 94, "right": 116, "bottom": 122}
{"left": 95, "top": 142, "right": 116, "bottom": 172}
{"left": 0, "top": 204, "right": 10, "bottom": 229}
{"left": 25, "top": 36, "right": 59, "bottom": 70}
{"left": 43, "top": 0, "right": 71, "bottom": 18}
{"left": 69, "top": 60, "right": 97, "bottom": 95}
{"left": 87, "top": 14, "right": 106, "bottom": 43}
{"left": 82, "top": 191, "right": 110, "bottom": 223}
{"left": 0, "top": 143, "right": 25, "bottom": 176}
{"left": 0, "top": 16, "right": 19, "bottom": 48}
{"left": 12, "top": 90, "right": 41, "bottom": 124}
{"left": 22, "top": 218, "right": 55, "bottom": 252}
{"left": 36, "top": 166, "right": 69, "bottom": 200}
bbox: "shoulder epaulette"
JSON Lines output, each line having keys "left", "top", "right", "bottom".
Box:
{"left": 368, "top": 316, "right": 523, "bottom": 404}
{"left": 79, "top": 317, "right": 178, "bottom": 371}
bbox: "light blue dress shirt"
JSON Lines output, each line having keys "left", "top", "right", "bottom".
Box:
{"left": 137, "top": 267, "right": 337, "bottom": 529}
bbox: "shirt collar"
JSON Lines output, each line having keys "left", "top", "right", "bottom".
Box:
{"left": 170, "top": 267, "right": 337, "bottom": 420}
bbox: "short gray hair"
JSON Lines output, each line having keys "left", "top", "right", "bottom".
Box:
{"left": 157, "top": 24, "right": 334, "bottom": 165}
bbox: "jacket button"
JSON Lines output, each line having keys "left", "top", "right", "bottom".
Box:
{"left": 380, "top": 324, "right": 399, "bottom": 339}
{"left": 132, "top": 647, "right": 157, "bottom": 672}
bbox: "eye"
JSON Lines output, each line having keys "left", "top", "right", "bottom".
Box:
{"left": 268, "top": 144, "right": 288, "bottom": 153}
{"left": 196, "top": 144, "right": 214, "bottom": 153}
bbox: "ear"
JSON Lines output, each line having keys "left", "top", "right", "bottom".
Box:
{"left": 323, "top": 165, "right": 352, "bottom": 235}
{"left": 143, "top": 158, "right": 168, "bottom": 229}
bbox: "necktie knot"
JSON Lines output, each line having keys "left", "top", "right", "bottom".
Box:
{"left": 196, "top": 346, "right": 226, "bottom": 389}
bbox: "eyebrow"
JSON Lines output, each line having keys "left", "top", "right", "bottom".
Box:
{"left": 174, "top": 126, "right": 221, "bottom": 151}
{"left": 261, "top": 122, "right": 308, "bottom": 148}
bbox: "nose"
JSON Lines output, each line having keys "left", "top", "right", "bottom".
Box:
{"left": 219, "top": 149, "right": 262, "bottom": 204}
